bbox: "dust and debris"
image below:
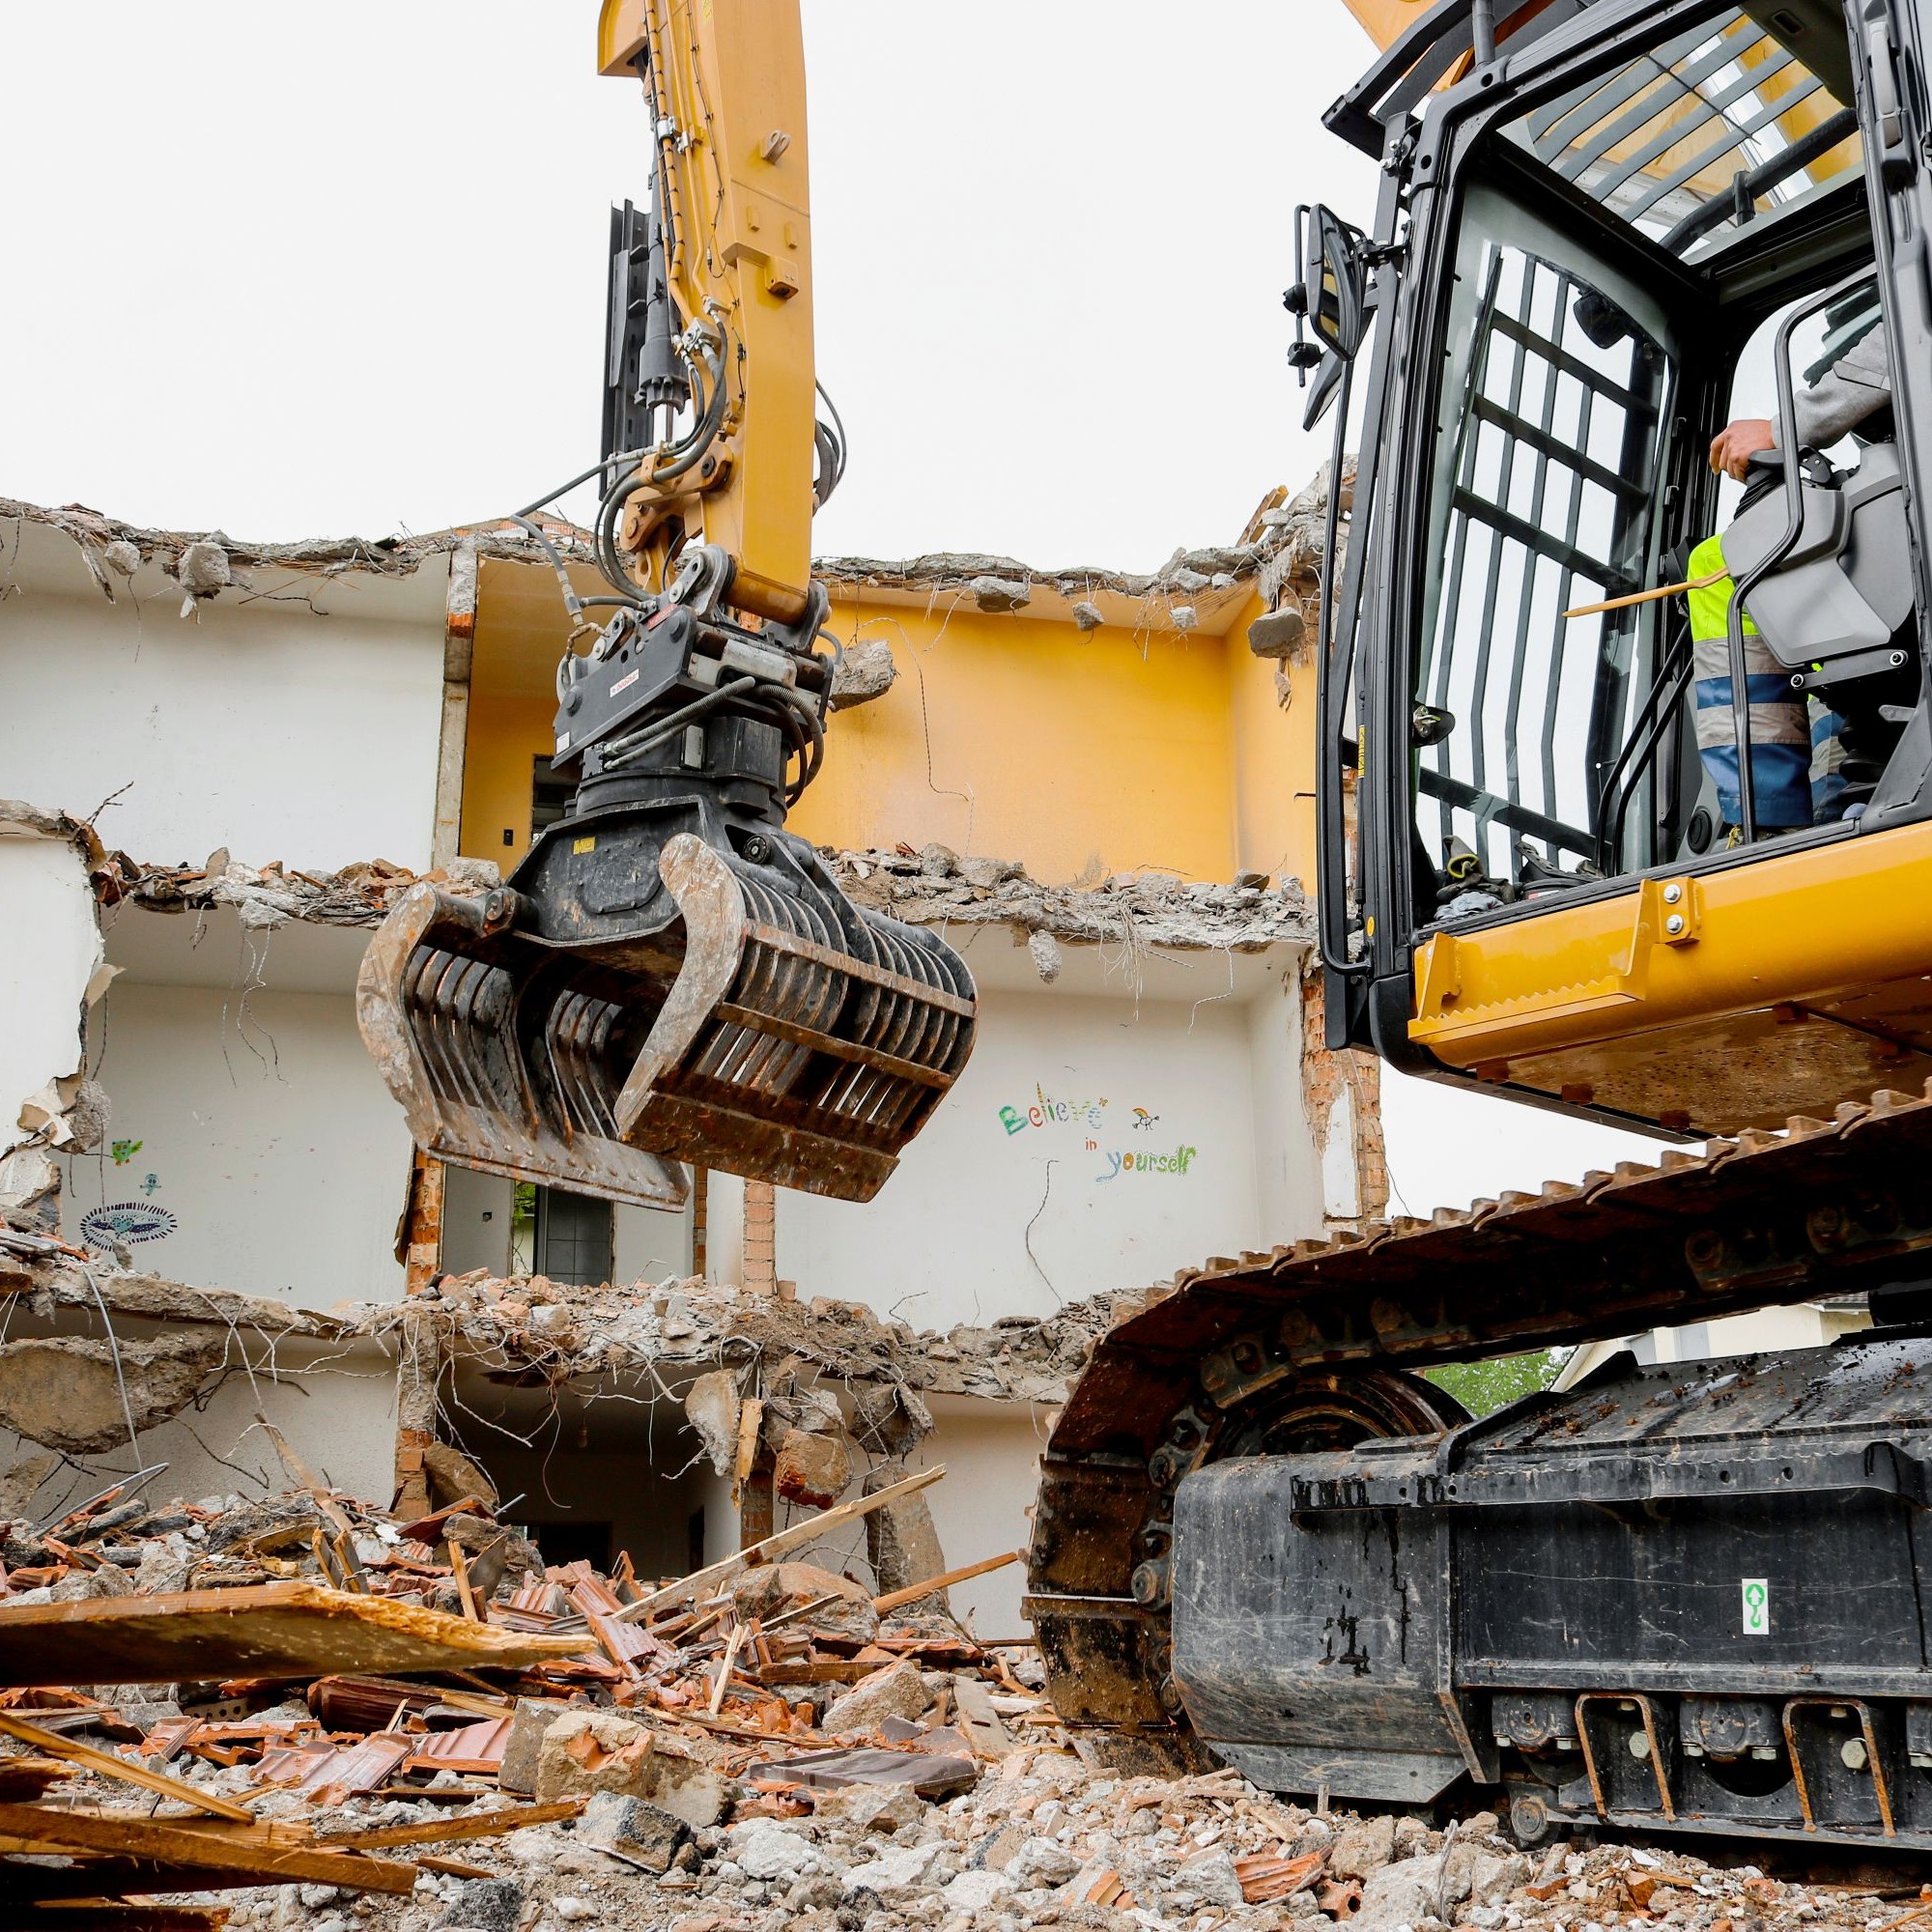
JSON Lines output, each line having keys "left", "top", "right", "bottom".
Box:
{"left": 966, "top": 575, "right": 1032, "bottom": 613}
{"left": 403, "top": 1264, "right": 1126, "bottom": 1409}
{"left": 1246, "top": 605, "right": 1307, "bottom": 660}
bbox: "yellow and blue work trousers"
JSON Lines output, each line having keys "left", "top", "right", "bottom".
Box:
{"left": 1688, "top": 533, "right": 1834, "bottom": 832}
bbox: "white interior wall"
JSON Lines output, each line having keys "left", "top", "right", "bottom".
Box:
{"left": 778, "top": 970, "right": 1288, "bottom": 1329}
{"left": 902, "top": 1400, "right": 1048, "bottom": 1634}
{"left": 441, "top": 1163, "right": 512, "bottom": 1276}
{"left": 613, "top": 1199, "right": 691, "bottom": 1285}
{"left": 0, "top": 534, "right": 446, "bottom": 870}
{"left": 60, "top": 974, "right": 411, "bottom": 1308}
{"left": 1245, "top": 965, "right": 1321, "bottom": 1243}
{"left": 0, "top": 832, "right": 102, "bottom": 1163}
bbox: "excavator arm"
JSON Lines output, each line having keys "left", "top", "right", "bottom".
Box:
{"left": 355, "top": 0, "right": 976, "bottom": 1212}
{"left": 595, "top": 0, "right": 818, "bottom": 622}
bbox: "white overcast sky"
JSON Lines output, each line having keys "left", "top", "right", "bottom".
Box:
{"left": 2, "top": 2, "right": 1661, "bottom": 1216}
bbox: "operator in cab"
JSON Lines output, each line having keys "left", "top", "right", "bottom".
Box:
{"left": 1690, "top": 296, "right": 1902, "bottom": 840}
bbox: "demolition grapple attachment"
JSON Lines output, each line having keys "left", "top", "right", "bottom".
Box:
{"left": 357, "top": 561, "right": 978, "bottom": 1208}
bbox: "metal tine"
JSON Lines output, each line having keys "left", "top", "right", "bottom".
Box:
{"left": 426, "top": 952, "right": 507, "bottom": 1120}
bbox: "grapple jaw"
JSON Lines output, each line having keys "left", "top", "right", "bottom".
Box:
{"left": 356, "top": 828, "right": 977, "bottom": 1208}
{"left": 355, "top": 881, "right": 691, "bottom": 1210}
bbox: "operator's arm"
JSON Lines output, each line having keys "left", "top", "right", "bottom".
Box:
{"left": 1778, "top": 326, "right": 1890, "bottom": 448}
{"left": 1710, "top": 327, "right": 1892, "bottom": 478}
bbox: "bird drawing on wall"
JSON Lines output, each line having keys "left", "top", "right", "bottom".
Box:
{"left": 1131, "top": 1107, "right": 1159, "bottom": 1131}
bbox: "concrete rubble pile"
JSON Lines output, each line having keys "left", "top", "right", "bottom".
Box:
{"left": 0, "top": 1452, "right": 1062, "bottom": 1927}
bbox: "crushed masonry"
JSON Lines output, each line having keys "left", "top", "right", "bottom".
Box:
{"left": 4, "top": 797, "right": 1314, "bottom": 962}
{"left": 834, "top": 846, "right": 1314, "bottom": 956}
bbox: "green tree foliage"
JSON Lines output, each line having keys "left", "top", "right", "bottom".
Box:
{"left": 1424, "top": 1348, "right": 1571, "bottom": 1419}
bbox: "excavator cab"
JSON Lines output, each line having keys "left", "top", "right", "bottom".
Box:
{"left": 1313, "top": 0, "right": 1932, "bottom": 1138}
{"left": 357, "top": 0, "right": 977, "bottom": 1210}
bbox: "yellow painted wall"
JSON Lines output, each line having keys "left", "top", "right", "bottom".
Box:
{"left": 458, "top": 571, "right": 1320, "bottom": 891}
{"left": 791, "top": 597, "right": 1235, "bottom": 884}
{"left": 1227, "top": 587, "right": 1320, "bottom": 890}
{"left": 460, "top": 691, "right": 551, "bottom": 867}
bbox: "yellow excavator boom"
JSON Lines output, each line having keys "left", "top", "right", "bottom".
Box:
{"left": 596, "top": 0, "right": 817, "bottom": 619}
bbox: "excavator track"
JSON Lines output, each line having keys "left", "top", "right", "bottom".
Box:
{"left": 1029, "top": 1079, "right": 1932, "bottom": 1839}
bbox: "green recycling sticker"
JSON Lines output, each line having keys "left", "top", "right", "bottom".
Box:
{"left": 1742, "top": 1577, "right": 1770, "bottom": 1635}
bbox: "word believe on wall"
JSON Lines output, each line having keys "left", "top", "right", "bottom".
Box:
{"left": 997, "top": 1085, "right": 1200, "bottom": 1184}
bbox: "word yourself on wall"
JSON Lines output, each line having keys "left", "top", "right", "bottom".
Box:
{"left": 997, "top": 1084, "right": 1200, "bottom": 1184}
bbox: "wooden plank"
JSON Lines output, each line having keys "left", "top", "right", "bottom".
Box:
{"left": 872, "top": 1548, "right": 1021, "bottom": 1614}
{"left": 0, "top": 1580, "right": 591, "bottom": 1688}
{"left": 709, "top": 1623, "right": 749, "bottom": 1716}
{"left": 0, "top": 1804, "right": 418, "bottom": 1894}
{"left": 0, "top": 1712, "right": 254, "bottom": 1822}
{"left": 317, "top": 1798, "right": 583, "bottom": 1851}
{"left": 949, "top": 1673, "right": 1013, "bottom": 1758}
{"left": 759, "top": 1659, "right": 886, "bottom": 1685}
{"left": 426, "top": 1688, "right": 517, "bottom": 1721}
{"left": 733, "top": 1397, "right": 764, "bottom": 1488}
{"left": 618, "top": 1465, "right": 946, "bottom": 1622}
{"left": 449, "top": 1540, "right": 481, "bottom": 1622}
{"left": 0, "top": 1758, "right": 70, "bottom": 1803}
{"left": 3, "top": 1856, "right": 326, "bottom": 1900}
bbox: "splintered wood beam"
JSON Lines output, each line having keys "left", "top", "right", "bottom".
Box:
{"left": 617, "top": 1464, "right": 946, "bottom": 1622}
{"left": 0, "top": 1580, "right": 591, "bottom": 1688}
{"left": 0, "top": 1712, "right": 255, "bottom": 1822}
{"left": 316, "top": 1798, "right": 583, "bottom": 1852}
{"left": 872, "top": 1548, "right": 1022, "bottom": 1614}
{"left": 0, "top": 1803, "right": 418, "bottom": 1894}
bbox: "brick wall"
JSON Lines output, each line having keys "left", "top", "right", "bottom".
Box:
{"left": 1299, "top": 964, "right": 1389, "bottom": 1228}
{"left": 742, "top": 1179, "right": 777, "bottom": 1295}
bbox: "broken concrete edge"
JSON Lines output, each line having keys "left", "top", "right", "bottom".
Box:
{"left": 9, "top": 1257, "right": 357, "bottom": 1343}
{"left": 833, "top": 847, "right": 1316, "bottom": 954}
{"left": 0, "top": 1241, "right": 1151, "bottom": 1414}
{"left": 0, "top": 797, "right": 1315, "bottom": 955}
{"left": 0, "top": 479, "right": 1330, "bottom": 614}
{"left": 0, "top": 808, "right": 113, "bottom": 1190}
{"left": 365, "top": 1266, "right": 1143, "bottom": 1408}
